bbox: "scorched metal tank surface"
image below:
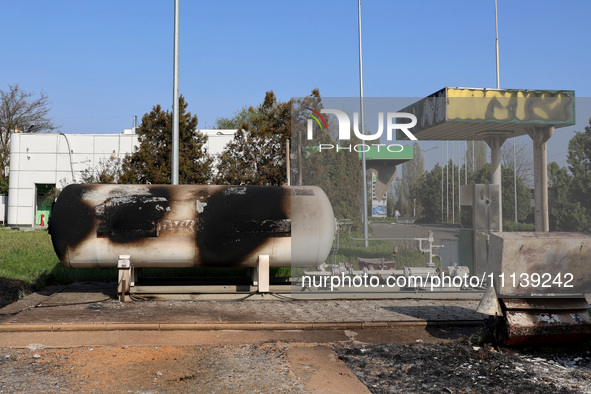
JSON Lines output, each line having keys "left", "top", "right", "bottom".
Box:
{"left": 49, "top": 184, "right": 336, "bottom": 268}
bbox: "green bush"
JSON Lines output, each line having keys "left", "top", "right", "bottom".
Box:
{"left": 503, "top": 221, "right": 535, "bottom": 232}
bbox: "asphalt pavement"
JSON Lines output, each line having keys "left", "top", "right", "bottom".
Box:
{"left": 370, "top": 221, "right": 463, "bottom": 246}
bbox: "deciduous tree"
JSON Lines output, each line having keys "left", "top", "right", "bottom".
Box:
{"left": 80, "top": 157, "right": 122, "bottom": 184}
{"left": 0, "top": 84, "right": 58, "bottom": 177}
{"left": 394, "top": 142, "right": 424, "bottom": 217}
{"left": 501, "top": 138, "right": 533, "bottom": 187}
{"left": 215, "top": 105, "right": 257, "bottom": 130}
{"left": 465, "top": 140, "right": 488, "bottom": 176}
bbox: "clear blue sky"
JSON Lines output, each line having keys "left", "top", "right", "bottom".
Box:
{"left": 2, "top": 0, "right": 590, "bottom": 168}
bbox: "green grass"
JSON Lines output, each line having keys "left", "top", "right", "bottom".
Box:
{"left": 326, "top": 228, "right": 438, "bottom": 269}
{"left": 0, "top": 227, "right": 60, "bottom": 286}
{"left": 0, "top": 227, "right": 116, "bottom": 289}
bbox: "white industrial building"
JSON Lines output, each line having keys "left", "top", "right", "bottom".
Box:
{"left": 4, "top": 129, "right": 235, "bottom": 226}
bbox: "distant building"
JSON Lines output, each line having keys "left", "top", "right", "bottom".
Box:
{"left": 202, "top": 130, "right": 236, "bottom": 174}
{"left": 6, "top": 132, "right": 138, "bottom": 226}
{"left": 5, "top": 129, "right": 236, "bottom": 226}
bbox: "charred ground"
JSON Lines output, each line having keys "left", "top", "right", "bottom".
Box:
{"left": 336, "top": 341, "right": 591, "bottom": 393}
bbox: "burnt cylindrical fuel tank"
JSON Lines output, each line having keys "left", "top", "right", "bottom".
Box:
{"left": 49, "top": 184, "right": 336, "bottom": 268}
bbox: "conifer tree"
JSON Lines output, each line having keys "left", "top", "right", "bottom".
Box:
{"left": 119, "top": 96, "right": 212, "bottom": 184}
{"left": 216, "top": 91, "right": 291, "bottom": 186}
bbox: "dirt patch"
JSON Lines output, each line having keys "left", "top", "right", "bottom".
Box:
{"left": 1, "top": 344, "right": 305, "bottom": 393}
{"left": 285, "top": 345, "right": 370, "bottom": 393}
{"left": 0, "top": 278, "right": 32, "bottom": 309}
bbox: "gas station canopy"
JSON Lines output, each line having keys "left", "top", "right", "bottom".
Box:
{"left": 397, "top": 87, "right": 575, "bottom": 141}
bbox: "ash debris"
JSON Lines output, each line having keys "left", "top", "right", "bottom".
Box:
{"left": 336, "top": 341, "right": 591, "bottom": 393}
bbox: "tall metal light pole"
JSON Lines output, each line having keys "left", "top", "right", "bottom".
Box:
{"left": 358, "top": 0, "right": 368, "bottom": 247}
{"left": 172, "top": 0, "right": 180, "bottom": 185}
{"left": 446, "top": 141, "right": 449, "bottom": 222}
{"left": 495, "top": 0, "right": 517, "bottom": 222}
{"left": 441, "top": 143, "right": 444, "bottom": 223}
{"left": 495, "top": 0, "right": 500, "bottom": 89}
{"left": 514, "top": 133, "right": 517, "bottom": 222}
{"left": 451, "top": 141, "right": 456, "bottom": 223}
{"left": 465, "top": 141, "right": 467, "bottom": 185}
{"left": 472, "top": 140, "right": 475, "bottom": 173}
{"left": 458, "top": 141, "right": 461, "bottom": 221}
